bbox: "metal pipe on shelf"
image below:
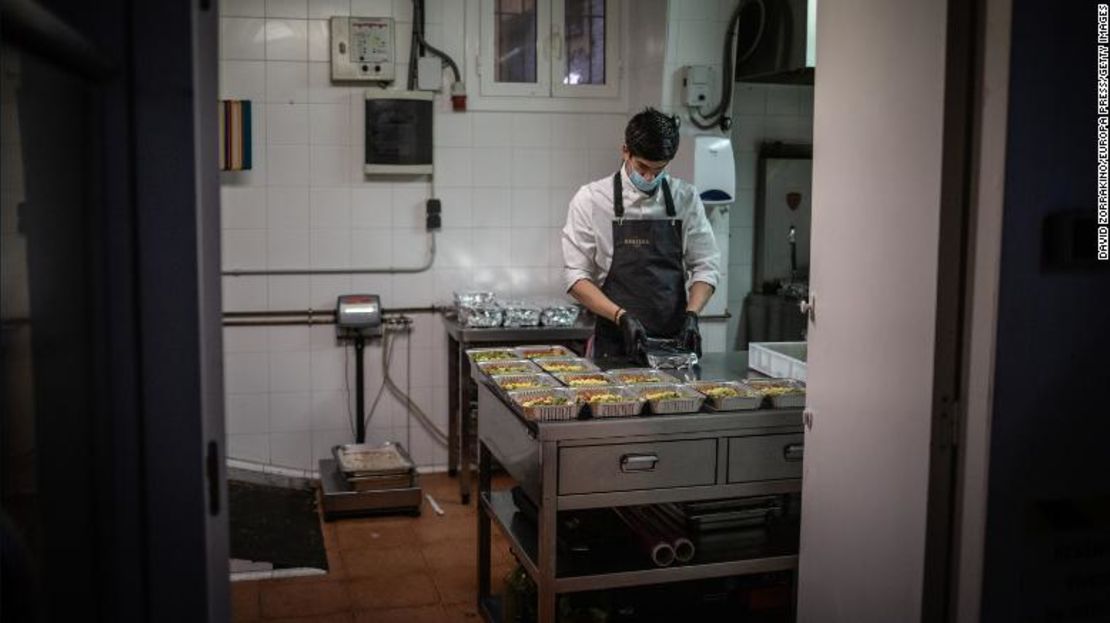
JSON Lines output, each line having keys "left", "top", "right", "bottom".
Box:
{"left": 638, "top": 505, "right": 696, "bottom": 563}
{"left": 612, "top": 507, "right": 676, "bottom": 567}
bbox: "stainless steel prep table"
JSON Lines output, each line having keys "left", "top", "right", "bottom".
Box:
{"left": 444, "top": 315, "right": 594, "bottom": 504}
{"left": 475, "top": 352, "right": 804, "bottom": 622}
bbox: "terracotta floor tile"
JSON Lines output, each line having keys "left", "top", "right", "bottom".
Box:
{"left": 420, "top": 539, "right": 474, "bottom": 570}
{"left": 336, "top": 520, "right": 419, "bottom": 551}
{"left": 259, "top": 579, "right": 351, "bottom": 619}
{"left": 413, "top": 514, "right": 475, "bottom": 545}
{"left": 353, "top": 605, "right": 448, "bottom": 623}
{"left": 341, "top": 544, "right": 428, "bottom": 578}
{"left": 443, "top": 602, "right": 484, "bottom": 622}
{"left": 429, "top": 564, "right": 477, "bottom": 605}
{"left": 265, "top": 614, "right": 353, "bottom": 623}
{"left": 347, "top": 572, "right": 440, "bottom": 610}
{"left": 231, "top": 581, "right": 260, "bottom": 622}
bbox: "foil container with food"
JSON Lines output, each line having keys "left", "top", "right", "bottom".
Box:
{"left": 688, "top": 380, "right": 763, "bottom": 411}
{"left": 553, "top": 371, "right": 617, "bottom": 387}
{"left": 476, "top": 359, "right": 542, "bottom": 377}
{"left": 466, "top": 347, "right": 520, "bottom": 363}
{"left": 539, "top": 301, "right": 580, "bottom": 327}
{"left": 491, "top": 373, "right": 561, "bottom": 392}
{"left": 454, "top": 290, "right": 496, "bottom": 307}
{"left": 609, "top": 368, "right": 680, "bottom": 385}
{"left": 633, "top": 383, "right": 706, "bottom": 415}
{"left": 536, "top": 357, "right": 600, "bottom": 374}
{"left": 507, "top": 387, "right": 580, "bottom": 422}
{"left": 745, "top": 378, "right": 807, "bottom": 408}
{"left": 458, "top": 304, "right": 503, "bottom": 328}
{"left": 501, "top": 300, "right": 541, "bottom": 327}
{"left": 516, "top": 344, "right": 576, "bottom": 359}
{"left": 571, "top": 386, "right": 645, "bottom": 418}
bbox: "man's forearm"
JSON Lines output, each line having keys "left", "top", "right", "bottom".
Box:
{"left": 568, "top": 279, "right": 624, "bottom": 324}
{"left": 686, "top": 281, "right": 714, "bottom": 314}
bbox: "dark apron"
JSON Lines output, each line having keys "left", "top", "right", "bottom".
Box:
{"left": 594, "top": 171, "right": 687, "bottom": 359}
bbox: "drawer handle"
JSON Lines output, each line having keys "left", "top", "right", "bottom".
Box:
{"left": 783, "top": 443, "right": 804, "bottom": 462}
{"left": 620, "top": 453, "right": 659, "bottom": 472}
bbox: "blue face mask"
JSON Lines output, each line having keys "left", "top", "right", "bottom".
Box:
{"left": 626, "top": 160, "right": 666, "bottom": 193}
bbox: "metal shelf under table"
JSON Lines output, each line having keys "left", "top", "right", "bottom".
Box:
{"left": 475, "top": 358, "right": 804, "bottom": 623}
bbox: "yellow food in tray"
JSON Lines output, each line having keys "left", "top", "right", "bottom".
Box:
{"left": 519, "top": 395, "right": 570, "bottom": 407}
{"left": 470, "top": 350, "right": 516, "bottom": 362}
{"left": 542, "top": 362, "right": 590, "bottom": 373}
{"left": 520, "top": 347, "right": 567, "bottom": 359}
{"left": 758, "top": 386, "right": 804, "bottom": 396}
{"left": 748, "top": 382, "right": 805, "bottom": 396}
{"left": 500, "top": 380, "right": 544, "bottom": 390}
{"left": 577, "top": 392, "right": 626, "bottom": 404}
{"left": 565, "top": 375, "right": 612, "bottom": 386}
{"left": 703, "top": 386, "right": 741, "bottom": 399}
{"left": 642, "top": 390, "right": 682, "bottom": 401}
{"left": 483, "top": 364, "right": 534, "bottom": 375}
{"left": 616, "top": 374, "right": 660, "bottom": 385}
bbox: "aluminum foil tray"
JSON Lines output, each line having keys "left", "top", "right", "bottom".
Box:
{"left": 608, "top": 368, "right": 681, "bottom": 385}
{"left": 491, "top": 373, "right": 561, "bottom": 392}
{"left": 467, "top": 347, "right": 520, "bottom": 363}
{"left": 688, "top": 380, "right": 763, "bottom": 411}
{"left": 477, "top": 359, "right": 542, "bottom": 377}
{"left": 502, "top": 302, "right": 541, "bottom": 327}
{"left": 633, "top": 383, "right": 706, "bottom": 415}
{"left": 458, "top": 304, "right": 503, "bottom": 328}
{"left": 516, "top": 344, "right": 576, "bottom": 359}
{"left": 454, "top": 291, "right": 495, "bottom": 307}
{"left": 571, "top": 386, "right": 645, "bottom": 418}
{"left": 553, "top": 371, "right": 618, "bottom": 388}
{"left": 332, "top": 442, "right": 414, "bottom": 477}
{"left": 745, "top": 378, "right": 807, "bottom": 408}
{"left": 540, "top": 303, "right": 580, "bottom": 327}
{"left": 536, "top": 357, "right": 600, "bottom": 374}
{"left": 507, "top": 387, "right": 580, "bottom": 422}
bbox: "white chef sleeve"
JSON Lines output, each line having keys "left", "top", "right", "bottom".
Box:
{"left": 683, "top": 194, "right": 721, "bottom": 290}
{"left": 561, "top": 187, "right": 597, "bottom": 292}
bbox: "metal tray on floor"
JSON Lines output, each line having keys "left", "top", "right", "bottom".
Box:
{"left": 332, "top": 442, "right": 415, "bottom": 478}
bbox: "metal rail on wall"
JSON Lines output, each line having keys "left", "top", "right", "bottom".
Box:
{"left": 222, "top": 306, "right": 453, "bottom": 327}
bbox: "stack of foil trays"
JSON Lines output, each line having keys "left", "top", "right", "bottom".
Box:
{"left": 453, "top": 292, "right": 581, "bottom": 328}
{"left": 454, "top": 291, "right": 502, "bottom": 328}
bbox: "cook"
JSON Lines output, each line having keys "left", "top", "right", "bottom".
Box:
{"left": 561, "top": 108, "right": 721, "bottom": 359}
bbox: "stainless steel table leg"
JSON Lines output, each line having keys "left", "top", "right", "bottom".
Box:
{"left": 459, "top": 347, "right": 472, "bottom": 504}
{"left": 447, "top": 336, "right": 460, "bottom": 477}
{"left": 538, "top": 440, "right": 558, "bottom": 623}
{"left": 477, "top": 441, "right": 492, "bottom": 608}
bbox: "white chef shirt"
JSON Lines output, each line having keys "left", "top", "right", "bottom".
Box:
{"left": 561, "top": 165, "right": 721, "bottom": 293}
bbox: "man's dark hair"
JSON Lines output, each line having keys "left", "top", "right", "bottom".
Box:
{"left": 624, "top": 108, "right": 680, "bottom": 161}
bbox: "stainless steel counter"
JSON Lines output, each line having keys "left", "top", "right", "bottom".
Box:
{"left": 443, "top": 316, "right": 594, "bottom": 503}
{"left": 474, "top": 355, "right": 804, "bottom": 622}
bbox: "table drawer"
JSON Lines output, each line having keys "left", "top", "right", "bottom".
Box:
{"left": 727, "top": 434, "right": 804, "bottom": 483}
{"left": 558, "top": 439, "right": 717, "bottom": 495}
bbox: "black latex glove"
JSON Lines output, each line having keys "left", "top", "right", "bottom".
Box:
{"left": 618, "top": 312, "right": 646, "bottom": 357}
{"left": 677, "top": 311, "right": 702, "bottom": 357}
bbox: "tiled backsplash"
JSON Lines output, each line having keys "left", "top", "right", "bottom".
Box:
{"left": 219, "top": 0, "right": 628, "bottom": 470}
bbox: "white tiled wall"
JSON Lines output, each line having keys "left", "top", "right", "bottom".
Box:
{"left": 219, "top": 0, "right": 629, "bottom": 470}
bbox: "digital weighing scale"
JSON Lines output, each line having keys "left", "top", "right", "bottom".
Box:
{"left": 319, "top": 294, "right": 423, "bottom": 519}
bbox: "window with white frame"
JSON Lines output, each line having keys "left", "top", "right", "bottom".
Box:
{"left": 479, "top": 0, "right": 620, "bottom": 99}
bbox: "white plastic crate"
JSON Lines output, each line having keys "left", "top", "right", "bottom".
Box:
{"left": 748, "top": 341, "right": 808, "bottom": 381}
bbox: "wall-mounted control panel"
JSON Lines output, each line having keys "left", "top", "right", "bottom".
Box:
{"left": 331, "top": 17, "right": 395, "bottom": 83}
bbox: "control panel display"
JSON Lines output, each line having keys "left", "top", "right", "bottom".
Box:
{"left": 331, "top": 17, "right": 395, "bottom": 83}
